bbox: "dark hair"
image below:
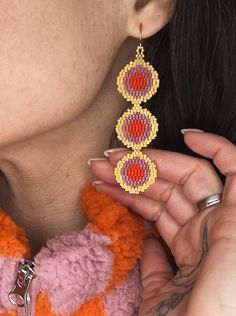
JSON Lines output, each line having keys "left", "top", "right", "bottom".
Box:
{"left": 145, "top": 0, "right": 236, "bottom": 157}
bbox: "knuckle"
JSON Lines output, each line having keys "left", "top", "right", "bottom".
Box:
{"left": 160, "top": 184, "right": 176, "bottom": 204}
{"left": 153, "top": 208, "right": 164, "bottom": 222}
{"left": 127, "top": 193, "right": 138, "bottom": 209}
{"left": 180, "top": 159, "right": 214, "bottom": 186}
{"left": 197, "top": 158, "right": 214, "bottom": 172}
{"left": 210, "top": 217, "right": 236, "bottom": 245}
{"left": 188, "top": 159, "right": 217, "bottom": 185}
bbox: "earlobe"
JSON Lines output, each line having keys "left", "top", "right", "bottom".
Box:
{"left": 127, "top": 0, "right": 174, "bottom": 39}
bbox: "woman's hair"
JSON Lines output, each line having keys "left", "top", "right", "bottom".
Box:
{"left": 145, "top": 0, "right": 236, "bottom": 156}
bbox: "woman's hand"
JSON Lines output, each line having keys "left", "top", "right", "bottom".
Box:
{"left": 89, "top": 131, "right": 236, "bottom": 316}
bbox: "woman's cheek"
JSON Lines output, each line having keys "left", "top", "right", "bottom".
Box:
{"left": 0, "top": 0, "right": 123, "bottom": 146}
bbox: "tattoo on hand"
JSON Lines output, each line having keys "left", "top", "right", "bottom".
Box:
{"left": 147, "top": 224, "right": 209, "bottom": 316}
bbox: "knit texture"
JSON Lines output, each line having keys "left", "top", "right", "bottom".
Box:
{"left": 104, "top": 264, "right": 142, "bottom": 316}
{"left": 0, "top": 258, "right": 18, "bottom": 312}
{"left": 81, "top": 186, "right": 144, "bottom": 292}
{"left": 35, "top": 228, "right": 113, "bottom": 314}
{"left": 0, "top": 186, "right": 144, "bottom": 316}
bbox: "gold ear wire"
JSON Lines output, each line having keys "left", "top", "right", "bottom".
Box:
{"left": 139, "top": 22, "right": 143, "bottom": 42}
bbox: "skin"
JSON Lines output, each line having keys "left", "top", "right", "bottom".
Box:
{"left": 0, "top": 0, "right": 126, "bottom": 255}
{"left": 91, "top": 132, "right": 236, "bottom": 316}
{"left": 3, "top": 1, "right": 236, "bottom": 315}
{"left": 0, "top": 0, "right": 172, "bottom": 256}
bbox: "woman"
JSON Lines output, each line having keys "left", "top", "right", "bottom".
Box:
{"left": 0, "top": 0, "right": 235, "bottom": 315}
{"left": 91, "top": 0, "right": 236, "bottom": 315}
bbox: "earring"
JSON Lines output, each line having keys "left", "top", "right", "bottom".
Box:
{"left": 114, "top": 23, "right": 159, "bottom": 194}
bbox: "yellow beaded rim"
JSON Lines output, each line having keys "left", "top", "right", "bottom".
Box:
{"left": 115, "top": 105, "right": 159, "bottom": 150}
{"left": 114, "top": 43, "right": 159, "bottom": 194}
{"left": 114, "top": 151, "right": 157, "bottom": 194}
{"left": 117, "top": 59, "right": 160, "bottom": 106}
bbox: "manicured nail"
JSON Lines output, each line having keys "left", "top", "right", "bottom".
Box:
{"left": 88, "top": 158, "right": 107, "bottom": 166}
{"left": 104, "top": 148, "right": 126, "bottom": 157}
{"left": 92, "top": 180, "right": 105, "bottom": 186}
{"left": 181, "top": 128, "right": 204, "bottom": 135}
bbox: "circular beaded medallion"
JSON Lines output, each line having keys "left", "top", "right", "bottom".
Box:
{"left": 117, "top": 58, "right": 160, "bottom": 105}
{"left": 115, "top": 151, "right": 157, "bottom": 194}
{"left": 114, "top": 43, "right": 159, "bottom": 194}
{"left": 116, "top": 106, "right": 158, "bottom": 150}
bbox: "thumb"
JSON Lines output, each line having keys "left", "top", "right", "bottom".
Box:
{"left": 141, "top": 238, "right": 174, "bottom": 301}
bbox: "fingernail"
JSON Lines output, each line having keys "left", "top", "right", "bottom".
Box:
{"left": 181, "top": 128, "right": 204, "bottom": 135}
{"left": 104, "top": 148, "right": 126, "bottom": 157}
{"left": 92, "top": 180, "right": 105, "bottom": 186}
{"left": 88, "top": 158, "right": 107, "bottom": 166}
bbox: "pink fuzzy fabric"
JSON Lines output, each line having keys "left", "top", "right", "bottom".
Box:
{"left": 35, "top": 226, "right": 113, "bottom": 314}
{"left": 0, "top": 226, "right": 141, "bottom": 315}
{"left": 104, "top": 263, "right": 142, "bottom": 316}
{"left": 0, "top": 257, "right": 19, "bottom": 313}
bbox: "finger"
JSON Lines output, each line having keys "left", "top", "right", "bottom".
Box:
{"left": 95, "top": 183, "right": 180, "bottom": 247}
{"left": 142, "top": 179, "right": 197, "bottom": 225}
{"left": 95, "top": 182, "right": 165, "bottom": 222}
{"left": 183, "top": 132, "right": 236, "bottom": 204}
{"left": 95, "top": 177, "right": 196, "bottom": 226}
{"left": 140, "top": 239, "right": 173, "bottom": 300}
{"left": 89, "top": 159, "right": 116, "bottom": 183}
{"left": 89, "top": 156, "right": 207, "bottom": 225}
{"left": 156, "top": 208, "right": 180, "bottom": 248}
{"left": 106, "top": 149, "right": 223, "bottom": 204}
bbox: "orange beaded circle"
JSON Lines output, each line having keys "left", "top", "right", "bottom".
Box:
{"left": 114, "top": 42, "right": 159, "bottom": 194}
{"left": 115, "top": 151, "right": 157, "bottom": 194}
{"left": 115, "top": 106, "right": 158, "bottom": 151}
{"left": 117, "top": 57, "right": 160, "bottom": 106}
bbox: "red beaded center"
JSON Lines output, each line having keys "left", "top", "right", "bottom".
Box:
{"left": 129, "top": 71, "right": 147, "bottom": 91}
{"left": 127, "top": 119, "right": 146, "bottom": 138}
{"left": 127, "top": 163, "right": 145, "bottom": 182}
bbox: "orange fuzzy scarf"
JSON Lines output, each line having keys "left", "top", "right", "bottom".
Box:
{"left": 0, "top": 186, "right": 145, "bottom": 316}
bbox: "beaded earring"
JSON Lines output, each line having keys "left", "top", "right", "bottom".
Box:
{"left": 114, "top": 23, "right": 159, "bottom": 194}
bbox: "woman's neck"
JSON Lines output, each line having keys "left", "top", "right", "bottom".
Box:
{"left": 0, "top": 75, "right": 123, "bottom": 257}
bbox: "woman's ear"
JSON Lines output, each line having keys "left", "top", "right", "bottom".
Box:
{"left": 127, "top": 0, "right": 174, "bottom": 39}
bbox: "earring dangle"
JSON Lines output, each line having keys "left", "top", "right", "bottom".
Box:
{"left": 114, "top": 23, "right": 160, "bottom": 194}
